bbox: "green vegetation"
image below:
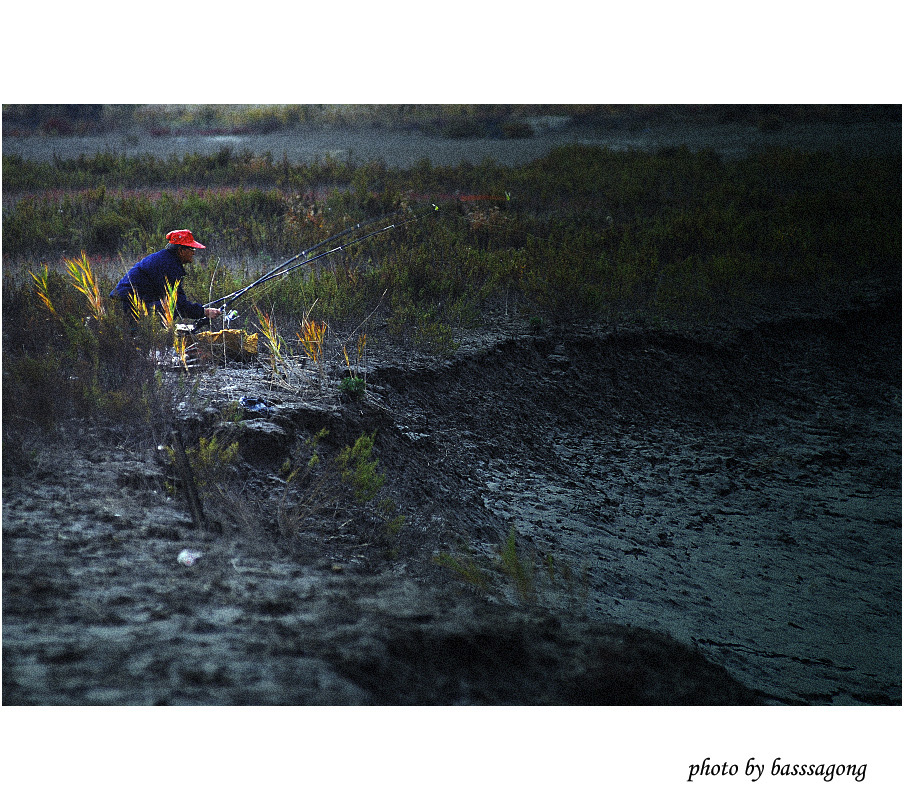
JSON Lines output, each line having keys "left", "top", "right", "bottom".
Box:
{"left": 498, "top": 528, "right": 536, "bottom": 602}
{"left": 156, "top": 421, "right": 403, "bottom": 548}
{"left": 266, "top": 428, "right": 403, "bottom": 549}
{"left": 3, "top": 254, "right": 171, "bottom": 439}
{"left": 181, "top": 435, "right": 240, "bottom": 491}
{"left": 434, "top": 528, "right": 592, "bottom": 608}
{"left": 338, "top": 375, "right": 367, "bottom": 401}
{"left": 434, "top": 546, "right": 492, "bottom": 592}
{"left": 4, "top": 144, "right": 898, "bottom": 340}
{"left": 5, "top": 143, "right": 897, "bottom": 423}
{"left": 6, "top": 103, "right": 894, "bottom": 141}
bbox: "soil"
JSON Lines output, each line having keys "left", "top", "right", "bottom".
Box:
{"left": 3, "top": 287, "right": 900, "bottom": 706}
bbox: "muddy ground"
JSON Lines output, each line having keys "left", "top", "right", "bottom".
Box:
{"left": 3, "top": 285, "right": 900, "bottom": 706}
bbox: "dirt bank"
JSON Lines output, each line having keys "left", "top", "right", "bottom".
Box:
{"left": 2, "top": 447, "right": 762, "bottom": 706}
{"left": 3, "top": 292, "right": 900, "bottom": 705}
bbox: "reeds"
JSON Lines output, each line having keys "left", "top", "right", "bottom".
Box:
{"left": 255, "top": 307, "right": 286, "bottom": 374}
{"left": 30, "top": 265, "right": 58, "bottom": 318}
{"left": 63, "top": 251, "right": 106, "bottom": 320}
{"left": 8, "top": 261, "right": 170, "bottom": 435}
{"left": 298, "top": 318, "right": 326, "bottom": 365}
{"left": 128, "top": 289, "right": 149, "bottom": 321}
{"left": 158, "top": 278, "right": 180, "bottom": 333}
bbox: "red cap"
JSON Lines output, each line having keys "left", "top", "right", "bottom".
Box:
{"left": 166, "top": 229, "right": 206, "bottom": 249}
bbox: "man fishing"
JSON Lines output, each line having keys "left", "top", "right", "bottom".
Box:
{"left": 110, "top": 229, "right": 221, "bottom": 321}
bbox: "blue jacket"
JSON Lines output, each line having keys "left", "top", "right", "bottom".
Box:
{"left": 110, "top": 248, "right": 205, "bottom": 319}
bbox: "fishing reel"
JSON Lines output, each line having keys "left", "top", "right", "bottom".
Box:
{"left": 192, "top": 309, "right": 239, "bottom": 333}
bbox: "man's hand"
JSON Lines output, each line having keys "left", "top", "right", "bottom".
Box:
{"left": 204, "top": 307, "right": 221, "bottom": 319}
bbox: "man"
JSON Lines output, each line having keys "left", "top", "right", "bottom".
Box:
{"left": 110, "top": 229, "right": 221, "bottom": 321}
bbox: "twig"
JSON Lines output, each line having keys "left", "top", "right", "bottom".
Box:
{"left": 169, "top": 428, "right": 208, "bottom": 530}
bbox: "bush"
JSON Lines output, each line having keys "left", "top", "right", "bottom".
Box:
{"left": 2, "top": 259, "right": 177, "bottom": 448}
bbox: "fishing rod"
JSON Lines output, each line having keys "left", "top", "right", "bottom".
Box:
{"left": 206, "top": 204, "right": 439, "bottom": 314}
{"left": 206, "top": 208, "right": 412, "bottom": 310}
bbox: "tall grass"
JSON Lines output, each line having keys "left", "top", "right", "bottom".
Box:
{"left": 3, "top": 261, "right": 171, "bottom": 448}
{"left": 1, "top": 250, "right": 212, "bottom": 466}
{"left": 4, "top": 145, "right": 899, "bottom": 346}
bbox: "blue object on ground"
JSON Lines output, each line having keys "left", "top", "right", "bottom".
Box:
{"left": 240, "top": 396, "right": 274, "bottom": 417}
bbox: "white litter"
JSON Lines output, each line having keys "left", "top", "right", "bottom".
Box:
{"left": 177, "top": 549, "right": 204, "bottom": 567}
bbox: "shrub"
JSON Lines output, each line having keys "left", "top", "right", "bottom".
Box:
{"left": 338, "top": 375, "right": 366, "bottom": 400}
{"left": 276, "top": 431, "right": 399, "bottom": 543}
{"left": 2, "top": 258, "right": 186, "bottom": 452}
{"left": 336, "top": 432, "right": 384, "bottom": 503}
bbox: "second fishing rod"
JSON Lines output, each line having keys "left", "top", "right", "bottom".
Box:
{"left": 205, "top": 204, "right": 439, "bottom": 316}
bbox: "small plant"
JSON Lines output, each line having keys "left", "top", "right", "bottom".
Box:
{"left": 339, "top": 375, "right": 366, "bottom": 400}
{"left": 498, "top": 528, "right": 535, "bottom": 603}
{"left": 298, "top": 318, "right": 326, "bottom": 365}
{"left": 158, "top": 278, "right": 180, "bottom": 333}
{"left": 380, "top": 498, "right": 406, "bottom": 538}
{"left": 432, "top": 529, "right": 589, "bottom": 608}
{"left": 434, "top": 547, "right": 490, "bottom": 591}
{"left": 337, "top": 333, "right": 368, "bottom": 400}
{"left": 30, "top": 265, "right": 58, "bottom": 319}
{"left": 128, "top": 289, "right": 149, "bottom": 321}
{"left": 168, "top": 434, "right": 240, "bottom": 495}
{"left": 270, "top": 429, "right": 403, "bottom": 544}
{"left": 196, "top": 435, "right": 239, "bottom": 470}
{"left": 336, "top": 431, "right": 384, "bottom": 503}
{"left": 256, "top": 307, "right": 287, "bottom": 374}
{"left": 173, "top": 332, "right": 191, "bottom": 371}
{"left": 414, "top": 315, "right": 458, "bottom": 356}
{"left": 342, "top": 332, "right": 368, "bottom": 378}
{"left": 63, "top": 251, "right": 106, "bottom": 320}
{"left": 221, "top": 400, "right": 245, "bottom": 423}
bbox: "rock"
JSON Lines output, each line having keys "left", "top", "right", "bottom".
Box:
{"left": 231, "top": 419, "right": 291, "bottom": 462}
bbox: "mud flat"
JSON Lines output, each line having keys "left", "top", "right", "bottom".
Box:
{"left": 359, "top": 292, "right": 901, "bottom": 705}
{"left": 3, "top": 293, "right": 900, "bottom": 705}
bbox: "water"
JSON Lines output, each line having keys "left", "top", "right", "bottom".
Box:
{"left": 3, "top": 118, "right": 900, "bottom": 167}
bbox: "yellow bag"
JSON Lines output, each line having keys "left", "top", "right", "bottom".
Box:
{"left": 192, "top": 328, "right": 259, "bottom": 361}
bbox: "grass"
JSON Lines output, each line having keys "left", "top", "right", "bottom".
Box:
{"left": 156, "top": 416, "right": 403, "bottom": 548}
{"left": 4, "top": 103, "right": 552, "bottom": 139}
{"left": 255, "top": 307, "right": 288, "bottom": 374}
{"left": 4, "top": 144, "right": 898, "bottom": 338}
{"left": 5, "top": 145, "right": 897, "bottom": 406}
{"left": 2, "top": 266, "right": 176, "bottom": 468}
{"left": 6, "top": 104, "right": 895, "bottom": 145}
{"left": 434, "top": 527, "right": 592, "bottom": 609}
{"left": 498, "top": 528, "right": 536, "bottom": 602}
{"left": 5, "top": 141, "right": 897, "bottom": 432}
{"left": 265, "top": 429, "right": 403, "bottom": 548}
{"left": 434, "top": 548, "right": 491, "bottom": 592}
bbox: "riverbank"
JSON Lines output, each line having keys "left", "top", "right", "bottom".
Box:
{"left": 4, "top": 286, "right": 899, "bottom": 705}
